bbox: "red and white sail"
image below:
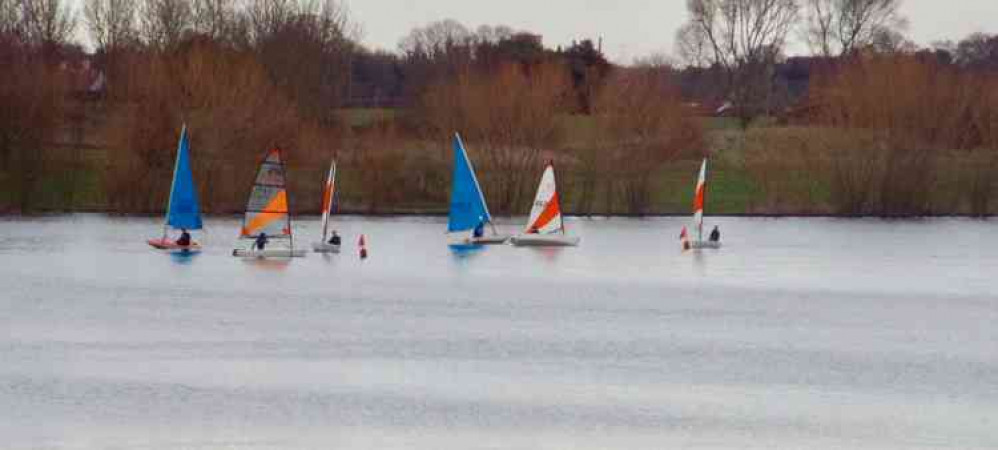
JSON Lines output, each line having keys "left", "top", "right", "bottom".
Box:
{"left": 319, "top": 160, "right": 337, "bottom": 242}
{"left": 692, "top": 158, "right": 707, "bottom": 240}
{"left": 525, "top": 163, "right": 563, "bottom": 234}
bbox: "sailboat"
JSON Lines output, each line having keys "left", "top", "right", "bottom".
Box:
{"left": 510, "top": 162, "right": 580, "bottom": 247}
{"left": 448, "top": 133, "right": 509, "bottom": 245}
{"left": 232, "top": 147, "right": 306, "bottom": 258}
{"left": 147, "top": 125, "right": 202, "bottom": 253}
{"left": 688, "top": 158, "right": 721, "bottom": 250}
{"left": 312, "top": 159, "right": 340, "bottom": 253}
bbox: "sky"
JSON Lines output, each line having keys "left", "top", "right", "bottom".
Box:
{"left": 66, "top": 0, "right": 998, "bottom": 62}
{"left": 340, "top": 0, "right": 998, "bottom": 63}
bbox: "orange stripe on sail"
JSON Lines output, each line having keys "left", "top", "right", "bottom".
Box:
{"left": 529, "top": 192, "right": 561, "bottom": 232}
{"left": 693, "top": 182, "right": 705, "bottom": 213}
{"left": 241, "top": 190, "right": 289, "bottom": 236}
{"left": 320, "top": 181, "right": 333, "bottom": 214}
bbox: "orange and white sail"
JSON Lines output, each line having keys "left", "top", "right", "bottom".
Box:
{"left": 525, "top": 163, "right": 564, "bottom": 235}
{"left": 241, "top": 148, "right": 292, "bottom": 238}
{"left": 319, "top": 159, "right": 337, "bottom": 242}
{"left": 692, "top": 158, "right": 708, "bottom": 241}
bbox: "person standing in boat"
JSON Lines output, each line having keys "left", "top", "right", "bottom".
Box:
{"left": 176, "top": 229, "right": 192, "bottom": 247}
{"left": 328, "top": 230, "right": 341, "bottom": 246}
{"left": 255, "top": 232, "right": 269, "bottom": 250}
{"left": 473, "top": 221, "right": 485, "bottom": 239}
{"left": 709, "top": 226, "right": 720, "bottom": 243}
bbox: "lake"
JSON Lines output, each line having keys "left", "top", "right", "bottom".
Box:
{"left": 1, "top": 215, "right": 996, "bottom": 449}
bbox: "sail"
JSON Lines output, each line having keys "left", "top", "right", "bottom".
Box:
{"left": 692, "top": 158, "right": 707, "bottom": 240}
{"left": 525, "top": 163, "right": 563, "bottom": 234}
{"left": 240, "top": 148, "right": 292, "bottom": 239}
{"left": 319, "top": 160, "right": 336, "bottom": 241}
{"left": 165, "top": 125, "right": 202, "bottom": 230}
{"left": 448, "top": 134, "right": 492, "bottom": 233}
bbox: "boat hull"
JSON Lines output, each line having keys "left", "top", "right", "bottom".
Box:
{"left": 510, "top": 234, "right": 580, "bottom": 247}
{"left": 312, "top": 242, "right": 341, "bottom": 253}
{"left": 451, "top": 235, "right": 510, "bottom": 246}
{"left": 232, "top": 248, "right": 307, "bottom": 258}
{"left": 147, "top": 238, "right": 202, "bottom": 253}
{"left": 469, "top": 235, "right": 510, "bottom": 245}
{"left": 690, "top": 240, "right": 721, "bottom": 250}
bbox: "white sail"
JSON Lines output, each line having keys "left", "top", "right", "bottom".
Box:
{"left": 525, "top": 164, "right": 563, "bottom": 235}
{"left": 319, "top": 160, "right": 336, "bottom": 242}
{"left": 692, "top": 158, "right": 707, "bottom": 241}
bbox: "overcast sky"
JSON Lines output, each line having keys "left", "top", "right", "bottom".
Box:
{"left": 341, "top": 0, "right": 998, "bottom": 62}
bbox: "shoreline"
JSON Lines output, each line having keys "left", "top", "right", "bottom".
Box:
{"left": 1, "top": 210, "right": 993, "bottom": 220}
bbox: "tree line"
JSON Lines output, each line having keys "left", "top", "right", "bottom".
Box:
{"left": 1, "top": 0, "right": 997, "bottom": 215}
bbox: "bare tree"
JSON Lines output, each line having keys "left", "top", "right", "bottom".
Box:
{"left": 398, "top": 19, "right": 471, "bottom": 59}
{"left": 84, "top": 0, "right": 137, "bottom": 51}
{"left": 679, "top": 0, "right": 800, "bottom": 126}
{"left": 804, "top": 0, "right": 903, "bottom": 57}
{"left": 138, "top": 0, "right": 192, "bottom": 49}
{"left": 19, "top": 0, "right": 78, "bottom": 50}
{"left": 191, "top": 0, "right": 235, "bottom": 40}
{"left": 0, "top": 0, "right": 21, "bottom": 36}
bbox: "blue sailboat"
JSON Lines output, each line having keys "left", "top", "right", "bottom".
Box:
{"left": 448, "top": 133, "right": 508, "bottom": 245}
{"left": 148, "top": 125, "right": 203, "bottom": 252}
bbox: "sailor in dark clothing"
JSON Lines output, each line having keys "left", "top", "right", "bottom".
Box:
{"left": 176, "top": 229, "right": 192, "bottom": 246}
{"left": 708, "top": 226, "right": 721, "bottom": 242}
{"left": 473, "top": 222, "right": 485, "bottom": 238}
{"left": 328, "top": 230, "right": 341, "bottom": 245}
{"left": 255, "top": 232, "right": 269, "bottom": 250}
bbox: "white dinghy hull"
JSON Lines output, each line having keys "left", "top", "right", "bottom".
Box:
{"left": 691, "top": 240, "right": 721, "bottom": 250}
{"left": 233, "top": 248, "right": 307, "bottom": 258}
{"left": 450, "top": 234, "right": 511, "bottom": 246}
{"left": 510, "top": 234, "right": 580, "bottom": 247}
{"left": 312, "top": 242, "right": 341, "bottom": 253}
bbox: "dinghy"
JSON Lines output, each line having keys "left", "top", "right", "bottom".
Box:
{"left": 510, "top": 162, "right": 580, "bottom": 247}
{"left": 447, "top": 133, "right": 509, "bottom": 245}
{"left": 688, "top": 158, "right": 721, "bottom": 250}
{"left": 311, "top": 159, "right": 341, "bottom": 253}
{"left": 147, "top": 125, "right": 203, "bottom": 253}
{"left": 232, "top": 148, "right": 306, "bottom": 258}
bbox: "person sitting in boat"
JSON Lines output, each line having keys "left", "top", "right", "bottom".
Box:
{"left": 709, "top": 226, "right": 721, "bottom": 242}
{"left": 473, "top": 222, "right": 485, "bottom": 238}
{"left": 255, "top": 232, "right": 269, "bottom": 250}
{"left": 176, "top": 229, "right": 192, "bottom": 247}
{"left": 328, "top": 230, "right": 341, "bottom": 246}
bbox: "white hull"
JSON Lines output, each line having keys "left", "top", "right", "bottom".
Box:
{"left": 690, "top": 240, "right": 721, "bottom": 250}
{"left": 460, "top": 235, "right": 511, "bottom": 245}
{"left": 232, "top": 248, "right": 307, "bottom": 258}
{"left": 312, "top": 242, "right": 341, "bottom": 253}
{"left": 510, "top": 234, "right": 580, "bottom": 247}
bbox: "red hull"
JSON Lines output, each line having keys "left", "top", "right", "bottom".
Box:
{"left": 147, "top": 238, "right": 202, "bottom": 251}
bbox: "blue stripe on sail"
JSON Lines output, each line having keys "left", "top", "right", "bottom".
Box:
{"left": 166, "top": 127, "right": 203, "bottom": 230}
{"left": 448, "top": 134, "right": 491, "bottom": 233}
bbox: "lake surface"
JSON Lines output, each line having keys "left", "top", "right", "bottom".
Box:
{"left": 1, "top": 215, "right": 996, "bottom": 449}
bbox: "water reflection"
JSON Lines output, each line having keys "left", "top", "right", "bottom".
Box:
{"left": 239, "top": 257, "right": 292, "bottom": 271}
{"left": 525, "top": 246, "right": 565, "bottom": 264}
{"left": 448, "top": 244, "right": 485, "bottom": 269}
{"left": 168, "top": 251, "right": 200, "bottom": 265}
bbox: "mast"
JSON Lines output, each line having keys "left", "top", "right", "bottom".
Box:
{"left": 320, "top": 159, "right": 336, "bottom": 242}
{"left": 693, "top": 158, "right": 707, "bottom": 242}
{"left": 163, "top": 124, "right": 187, "bottom": 241}
{"left": 551, "top": 161, "right": 565, "bottom": 235}
{"left": 455, "top": 133, "right": 495, "bottom": 234}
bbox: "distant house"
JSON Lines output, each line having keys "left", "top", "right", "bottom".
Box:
{"left": 60, "top": 55, "right": 106, "bottom": 99}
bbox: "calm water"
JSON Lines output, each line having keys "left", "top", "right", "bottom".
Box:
{"left": 1, "top": 215, "right": 996, "bottom": 449}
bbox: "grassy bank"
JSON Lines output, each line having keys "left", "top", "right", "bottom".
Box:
{"left": 2, "top": 113, "right": 995, "bottom": 217}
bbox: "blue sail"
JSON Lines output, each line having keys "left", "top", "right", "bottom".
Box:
{"left": 165, "top": 126, "right": 203, "bottom": 230}
{"left": 448, "top": 134, "right": 492, "bottom": 233}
